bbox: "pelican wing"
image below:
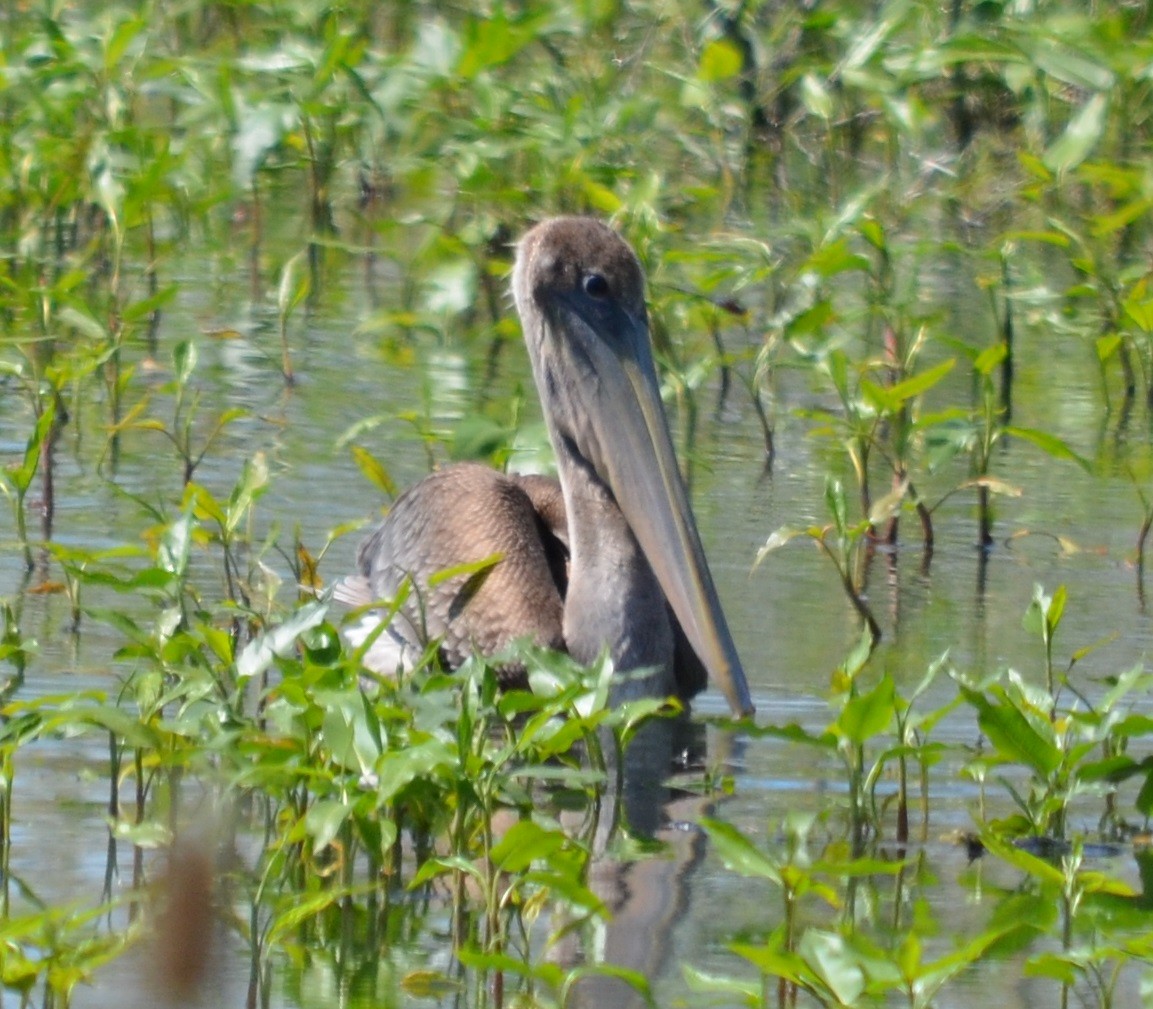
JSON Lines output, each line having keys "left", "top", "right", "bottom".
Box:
{"left": 354, "top": 463, "right": 566, "bottom": 678}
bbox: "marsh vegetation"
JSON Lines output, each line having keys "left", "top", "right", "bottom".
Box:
{"left": 2, "top": 1, "right": 1153, "bottom": 1006}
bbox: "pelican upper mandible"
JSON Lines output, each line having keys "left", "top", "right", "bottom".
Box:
{"left": 340, "top": 217, "right": 754, "bottom": 718}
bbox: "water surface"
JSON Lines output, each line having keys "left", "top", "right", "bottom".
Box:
{"left": 3, "top": 199, "right": 1151, "bottom": 1008}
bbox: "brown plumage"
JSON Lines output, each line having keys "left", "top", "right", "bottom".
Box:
{"left": 346, "top": 464, "right": 568, "bottom": 680}
{"left": 341, "top": 218, "right": 754, "bottom": 716}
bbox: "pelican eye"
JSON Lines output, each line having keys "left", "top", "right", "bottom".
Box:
{"left": 582, "top": 273, "right": 609, "bottom": 299}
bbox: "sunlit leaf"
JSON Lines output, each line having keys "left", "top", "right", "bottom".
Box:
{"left": 489, "top": 819, "right": 566, "bottom": 873}
{"left": 753, "top": 525, "right": 803, "bottom": 567}
{"left": 276, "top": 250, "right": 309, "bottom": 316}
{"left": 1092, "top": 197, "right": 1153, "bottom": 239}
{"left": 964, "top": 475, "right": 1022, "bottom": 497}
{"left": 172, "top": 340, "right": 197, "bottom": 385}
{"left": 265, "top": 890, "right": 347, "bottom": 943}
{"left": 1095, "top": 333, "right": 1122, "bottom": 361}
{"left": 701, "top": 818, "right": 781, "bottom": 883}
{"left": 304, "top": 799, "right": 348, "bottom": 851}
{"left": 804, "top": 239, "right": 870, "bottom": 278}
{"left": 730, "top": 937, "right": 812, "bottom": 987}
{"left": 698, "top": 39, "right": 742, "bottom": 81}
{"left": 1024, "top": 952, "right": 1079, "bottom": 984}
{"left": 961, "top": 687, "right": 1061, "bottom": 776}
{"left": 400, "top": 971, "right": 461, "bottom": 997}
{"left": 682, "top": 963, "right": 760, "bottom": 999}
{"left": 11, "top": 401, "right": 56, "bottom": 493}
{"left": 800, "top": 73, "right": 833, "bottom": 119}
{"left": 457, "top": 9, "right": 550, "bottom": 78}
{"left": 867, "top": 480, "right": 907, "bottom": 527}
{"left": 1005, "top": 426, "right": 1091, "bottom": 471}
{"left": 865, "top": 359, "right": 955, "bottom": 413}
{"left": 837, "top": 675, "right": 895, "bottom": 745}
{"left": 232, "top": 101, "right": 295, "bottom": 189}
{"left": 798, "top": 930, "right": 865, "bottom": 1006}
{"left": 824, "top": 477, "right": 848, "bottom": 536}
{"left": 158, "top": 507, "right": 193, "bottom": 578}
{"left": 1043, "top": 92, "right": 1108, "bottom": 174}
{"left": 350, "top": 445, "right": 396, "bottom": 498}
{"left": 423, "top": 258, "right": 477, "bottom": 315}
{"left": 236, "top": 601, "right": 328, "bottom": 680}
{"left": 57, "top": 306, "right": 107, "bottom": 342}
{"left": 1123, "top": 293, "right": 1153, "bottom": 333}
{"left": 973, "top": 342, "right": 1007, "bottom": 376}
{"left": 427, "top": 553, "right": 502, "bottom": 588}
{"left": 104, "top": 17, "right": 145, "bottom": 70}
{"left": 582, "top": 179, "right": 623, "bottom": 213}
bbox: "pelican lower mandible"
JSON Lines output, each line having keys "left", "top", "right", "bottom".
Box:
{"left": 339, "top": 217, "right": 755, "bottom": 718}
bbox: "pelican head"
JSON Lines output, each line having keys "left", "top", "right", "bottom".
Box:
{"left": 513, "top": 218, "right": 754, "bottom": 717}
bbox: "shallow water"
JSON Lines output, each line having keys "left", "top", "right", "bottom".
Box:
{"left": 2, "top": 202, "right": 1152, "bottom": 1008}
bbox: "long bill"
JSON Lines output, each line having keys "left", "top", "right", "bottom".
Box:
{"left": 577, "top": 310, "right": 755, "bottom": 718}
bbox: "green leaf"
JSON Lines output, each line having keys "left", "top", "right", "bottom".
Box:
{"left": 399, "top": 970, "right": 460, "bottom": 998}
{"left": 489, "top": 819, "right": 566, "bottom": 873}
{"left": 277, "top": 250, "right": 309, "bottom": 317}
{"left": 730, "top": 937, "right": 811, "bottom": 987}
{"left": 58, "top": 305, "right": 108, "bottom": 342}
{"left": 1136, "top": 772, "right": 1153, "bottom": 817}
{"left": 560, "top": 963, "right": 652, "bottom": 1004}
{"left": 825, "top": 477, "right": 848, "bottom": 536}
{"left": 1095, "top": 333, "right": 1123, "bottom": 361}
{"left": 682, "top": 963, "right": 760, "bottom": 1000}
{"left": 1005, "top": 426, "right": 1091, "bottom": 471}
{"left": 1045, "top": 584, "right": 1066, "bottom": 638}
{"left": 236, "top": 601, "right": 329, "bottom": 680}
{"left": 12, "top": 401, "right": 56, "bottom": 494}
{"left": 961, "top": 688, "right": 1061, "bottom": 776}
{"left": 1044, "top": 92, "right": 1107, "bottom": 174}
{"left": 104, "top": 17, "right": 145, "bottom": 70}
{"left": 975, "top": 342, "right": 1009, "bottom": 377}
{"left": 232, "top": 102, "right": 295, "bottom": 189}
{"left": 744, "top": 721, "right": 838, "bottom": 748}
{"left": 800, "top": 73, "right": 833, "bottom": 119}
{"left": 1123, "top": 293, "right": 1153, "bottom": 333}
{"left": 350, "top": 445, "right": 397, "bottom": 498}
{"left": 698, "top": 39, "right": 742, "bottom": 81}
{"left": 224, "top": 451, "right": 268, "bottom": 534}
{"left": 798, "top": 930, "right": 865, "bottom": 1006}
{"left": 266, "top": 890, "right": 346, "bottom": 943}
{"left": 862, "top": 359, "right": 955, "bottom": 413}
{"left": 305, "top": 799, "right": 349, "bottom": 851}
{"left": 867, "top": 480, "right": 907, "bottom": 528}
{"left": 449, "top": 414, "right": 511, "bottom": 460}
{"left": 173, "top": 339, "right": 197, "bottom": 385}
{"left": 317, "top": 689, "right": 383, "bottom": 771}
{"left": 374, "top": 739, "right": 455, "bottom": 802}
{"left": 1024, "top": 952, "right": 1080, "bottom": 984}
{"left": 158, "top": 507, "right": 193, "bottom": 579}
{"left": 754, "top": 525, "right": 804, "bottom": 567}
{"left": 701, "top": 818, "right": 781, "bottom": 883}
{"left": 428, "top": 553, "right": 502, "bottom": 588}
{"left": 836, "top": 675, "right": 895, "bottom": 744}
{"left": 456, "top": 9, "right": 549, "bottom": 78}
{"left": 980, "top": 833, "right": 1065, "bottom": 885}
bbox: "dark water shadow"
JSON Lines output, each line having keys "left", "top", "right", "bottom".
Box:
{"left": 563, "top": 714, "right": 729, "bottom": 1008}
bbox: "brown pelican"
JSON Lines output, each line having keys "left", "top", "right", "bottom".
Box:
{"left": 340, "top": 217, "right": 754, "bottom": 717}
